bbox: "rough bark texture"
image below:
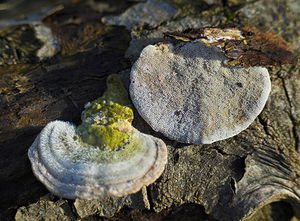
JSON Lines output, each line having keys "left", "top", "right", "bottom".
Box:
{"left": 0, "top": 0, "right": 299, "bottom": 221}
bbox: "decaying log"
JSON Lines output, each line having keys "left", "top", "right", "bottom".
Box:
{"left": 0, "top": 1, "right": 299, "bottom": 220}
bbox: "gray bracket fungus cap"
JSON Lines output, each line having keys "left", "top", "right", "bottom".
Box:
{"left": 28, "top": 75, "right": 167, "bottom": 200}
{"left": 130, "top": 42, "right": 271, "bottom": 144}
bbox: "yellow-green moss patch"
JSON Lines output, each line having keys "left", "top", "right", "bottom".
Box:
{"left": 77, "top": 74, "right": 134, "bottom": 150}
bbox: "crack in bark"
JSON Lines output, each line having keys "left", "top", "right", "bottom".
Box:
{"left": 281, "top": 77, "right": 300, "bottom": 152}
{"left": 230, "top": 177, "right": 237, "bottom": 194}
{"left": 257, "top": 115, "right": 271, "bottom": 136}
{"left": 66, "top": 199, "right": 79, "bottom": 219}
{"left": 211, "top": 145, "right": 252, "bottom": 158}
{"left": 212, "top": 145, "right": 230, "bottom": 156}
{"left": 146, "top": 186, "right": 154, "bottom": 211}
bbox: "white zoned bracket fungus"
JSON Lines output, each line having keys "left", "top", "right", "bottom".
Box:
{"left": 28, "top": 74, "right": 167, "bottom": 199}
{"left": 130, "top": 42, "right": 271, "bottom": 144}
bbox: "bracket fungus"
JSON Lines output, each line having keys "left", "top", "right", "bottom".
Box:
{"left": 28, "top": 74, "right": 168, "bottom": 199}
{"left": 130, "top": 42, "right": 271, "bottom": 144}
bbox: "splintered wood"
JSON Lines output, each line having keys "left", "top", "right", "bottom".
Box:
{"left": 164, "top": 27, "right": 295, "bottom": 67}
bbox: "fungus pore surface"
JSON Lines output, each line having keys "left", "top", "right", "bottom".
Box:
{"left": 130, "top": 42, "right": 271, "bottom": 144}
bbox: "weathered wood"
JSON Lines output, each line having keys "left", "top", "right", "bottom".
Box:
{"left": 0, "top": 0, "right": 299, "bottom": 220}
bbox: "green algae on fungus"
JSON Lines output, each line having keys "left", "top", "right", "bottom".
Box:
{"left": 27, "top": 73, "right": 168, "bottom": 199}
{"left": 91, "top": 134, "right": 141, "bottom": 163}
{"left": 77, "top": 74, "right": 134, "bottom": 150}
